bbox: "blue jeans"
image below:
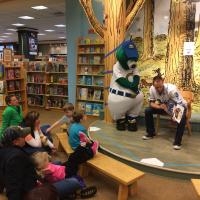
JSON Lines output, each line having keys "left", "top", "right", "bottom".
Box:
{"left": 53, "top": 178, "right": 81, "bottom": 198}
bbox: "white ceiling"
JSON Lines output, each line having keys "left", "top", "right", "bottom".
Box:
{"left": 0, "top": 0, "right": 66, "bottom": 43}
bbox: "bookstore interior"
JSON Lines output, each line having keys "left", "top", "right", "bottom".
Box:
{"left": 1, "top": 0, "right": 200, "bottom": 200}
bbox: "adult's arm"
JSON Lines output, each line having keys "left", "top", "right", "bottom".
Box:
{"left": 25, "top": 130, "right": 42, "bottom": 147}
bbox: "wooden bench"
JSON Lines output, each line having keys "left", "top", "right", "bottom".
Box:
{"left": 191, "top": 179, "right": 200, "bottom": 198}
{"left": 56, "top": 132, "right": 145, "bottom": 200}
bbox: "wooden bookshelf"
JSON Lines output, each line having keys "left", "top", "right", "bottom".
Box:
{"left": 26, "top": 61, "right": 68, "bottom": 109}
{"left": 76, "top": 37, "right": 105, "bottom": 118}
{"left": 4, "top": 61, "right": 27, "bottom": 114}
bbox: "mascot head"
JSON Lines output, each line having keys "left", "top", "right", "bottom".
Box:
{"left": 116, "top": 40, "right": 139, "bottom": 70}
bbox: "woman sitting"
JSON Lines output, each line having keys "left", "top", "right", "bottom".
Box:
{"left": 22, "top": 111, "right": 55, "bottom": 154}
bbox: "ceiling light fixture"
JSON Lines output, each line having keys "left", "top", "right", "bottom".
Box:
{"left": 4, "top": 33, "right": 13, "bottom": 35}
{"left": 38, "top": 33, "right": 46, "bottom": 35}
{"left": 164, "top": 16, "right": 169, "bottom": 19}
{"left": 45, "top": 29, "right": 55, "bottom": 32}
{"left": 1, "top": 36, "right": 9, "bottom": 38}
{"left": 32, "top": 5, "right": 48, "bottom": 10}
{"left": 12, "top": 23, "right": 25, "bottom": 26}
{"left": 19, "top": 16, "right": 35, "bottom": 20}
{"left": 54, "top": 24, "right": 66, "bottom": 27}
{"left": 7, "top": 29, "right": 17, "bottom": 31}
{"left": 59, "top": 36, "right": 66, "bottom": 39}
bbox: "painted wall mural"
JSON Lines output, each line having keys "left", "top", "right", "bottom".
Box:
{"left": 127, "top": 0, "right": 200, "bottom": 114}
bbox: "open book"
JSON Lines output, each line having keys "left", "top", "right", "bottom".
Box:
{"left": 172, "top": 104, "right": 184, "bottom": 123}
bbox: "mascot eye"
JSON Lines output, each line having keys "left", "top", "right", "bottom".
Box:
{"left": 127, "top": 60, "right": 137, "bottom": 68}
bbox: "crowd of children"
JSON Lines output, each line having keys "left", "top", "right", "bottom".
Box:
{"left": 0, "top": 95, "right": 99, "bottom": 200}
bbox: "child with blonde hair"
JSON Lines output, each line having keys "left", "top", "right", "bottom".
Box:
{"left": 32, "top": 152, "right": 97, "bottom": 198}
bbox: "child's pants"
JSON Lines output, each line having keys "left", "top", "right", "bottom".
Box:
{"left": 65, "top": 144, "right": 93, "bottom": 177}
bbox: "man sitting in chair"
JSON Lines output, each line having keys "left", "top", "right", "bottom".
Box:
{"left": 142, "top": 75, "right": 187, "bottom": 150}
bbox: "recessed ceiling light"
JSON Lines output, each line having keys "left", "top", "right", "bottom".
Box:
{"left": 38, "top": 33, "right": 46, "bottom": 36}
{"left": 12, "top": 23, "right": 25, "bottom": 26}
{"left": 4, "top": 33, "right": 13, "bottom": 35}
{"left": 1, "top": 36, "right": 9, "bottom": 38}
{"left": 32, "top": 5, "right": 48, "bottom": 10}
{"left": 54, "top": 24, "right": 66, "bottom": 27}
{"left": 19, "top": 16, "right": 34, "bottom": 20}
{"left": 164, "top": 16, "right": 169, "bottom": 19}
{"left": 7, "top": 29, "right": 17, "bottom": 31}
{"left": 45, "top": 30, "right": 55, "bottom": 32}
{"left": 59, "top": 36, "right": 66, "bottom": 39}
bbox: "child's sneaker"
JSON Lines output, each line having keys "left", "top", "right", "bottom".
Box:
{"left": 91, "top": 141, "right": 99, "bottom": 155}
{"left": 79, "top": 131, "right": 90, "bottom": 143}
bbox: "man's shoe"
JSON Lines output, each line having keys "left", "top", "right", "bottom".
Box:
{"left": 127, "top": 117, "right": 137, "bottom": 132}
{"left": 173, "top": 145, "right": 181, "bottom": 150}
{"left": 142, "top": 134, "right": 154, "bottom": 140}
{"left": 116, "top": 118, "right": 126, "bottom": 131}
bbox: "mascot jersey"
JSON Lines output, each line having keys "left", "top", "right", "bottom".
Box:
{"left": 108, "top": 40, "right": 144, "bottom": 121}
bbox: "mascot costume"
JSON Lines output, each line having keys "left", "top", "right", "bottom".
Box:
{"left": 108, "top": 39, "right": 144, "bottom": 131}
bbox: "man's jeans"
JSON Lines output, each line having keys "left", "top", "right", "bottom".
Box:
{"left": 145, "top": 107, "right": 186, "bottom": 145}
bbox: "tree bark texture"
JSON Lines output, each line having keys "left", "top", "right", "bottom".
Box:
{"left": 165, "top": 0, "right": 187, "bottom": 87}
{"left": 142, "top": 0, "right": 154, "bottom": 60}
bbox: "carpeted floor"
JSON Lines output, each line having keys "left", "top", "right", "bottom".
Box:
{"left": 0, "top": 108, "right": 199, "bottom": 200}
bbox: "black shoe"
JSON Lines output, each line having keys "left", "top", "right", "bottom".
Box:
{"left": 116, "top": 118, "right": 126, "bottom": 131}
{"left": 79, "top": 186, "right": 97, "bottom": 199}
{"left": 127, "top": 117, "right": 137, "bottom": 131}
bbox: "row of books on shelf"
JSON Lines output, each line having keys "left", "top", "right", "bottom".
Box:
{"left": 79, "top": 88, "right": 103, "bottom": 101}
{"left": 6, "top": 69, "right": 20, "bottom": 79}
{"left": 28, "top": 96, "right": 44, "bottom": 106}
{"left": 27, "top": 74, "right": 45, "bottom": 83}
{"left": 49, "top": 75, "right": 67, "bottom": 84}
{"left": 47, "top": 98, "right": 67, "bottom": 108}
{"left": 79, "top": 47, "right": 104, "bottom": 54}
{"left": 79, "top": 66, "right": 104, "bottom": 75}
{"left": 78, "top": 102, "right": 103, "bottom": 116}
{"left": 47, "top": 86, "right": 68, "bottom": 96}
{"left": 46, "top": 62, "right": 67, "bottom": 73}
{"left": 78, "top": 76, "right": 104, "bottom": 86}
{"left": 27, "top": 85, "right": 45, "bottom": 94}
{"left": 79, "top": 38, "right": 104, "bottom": 45}
{"left": 27, "top": 62, "right": 67, "bottom": 72}
{"left": 7, "top": 81, "right": 21, "bottom": 91}
{"left": 78, "top": 56, "right": 103, "bottom": 65}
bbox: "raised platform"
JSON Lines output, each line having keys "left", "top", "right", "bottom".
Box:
{"left": 89, "top": 120, "right": 200, "bottom": 179}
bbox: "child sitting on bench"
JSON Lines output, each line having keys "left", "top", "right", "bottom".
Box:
{"left": 32, "top": 152, "right": 97, "bottom": 199}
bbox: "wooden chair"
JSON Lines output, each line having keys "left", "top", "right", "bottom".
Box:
{"left": 155, "top": 90, "right": 193, "bottom": 136}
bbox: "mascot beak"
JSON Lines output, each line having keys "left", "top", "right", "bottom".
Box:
{"left": 127, "top": 60, "right": 137, "bottom": 69}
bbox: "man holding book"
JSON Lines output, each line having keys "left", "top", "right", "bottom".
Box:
{"left": 143, "top": 75, "right": 187, "bottom": 150}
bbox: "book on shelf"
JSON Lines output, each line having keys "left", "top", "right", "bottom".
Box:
{"left": 93, "top": 77, "right": 104, "bottom": 86}
{"left": 7, "top": 81, "right": 15, "bottom": 91}
{"left": 77, "top": 102, "right": 86, "bottom": 111}
{"left": 93, "top": 90, "right": 102, "bottom": 100}
{"left": 92, "top": 103, "right": 103, "bottom": 116}
{"left": 79, "top": 88, "right": 88, "bottom": 100}
{"left": 0, "top": 81, "right": 4, "bottom": 93}
{"left": 85, "top": 103, "right": 93, "bottom": 115}
{"left": 7, "top": 69, "right": 15, "bottom": 79}
{"left": 0, "top": 94, "right": 6, "bottom": 106}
